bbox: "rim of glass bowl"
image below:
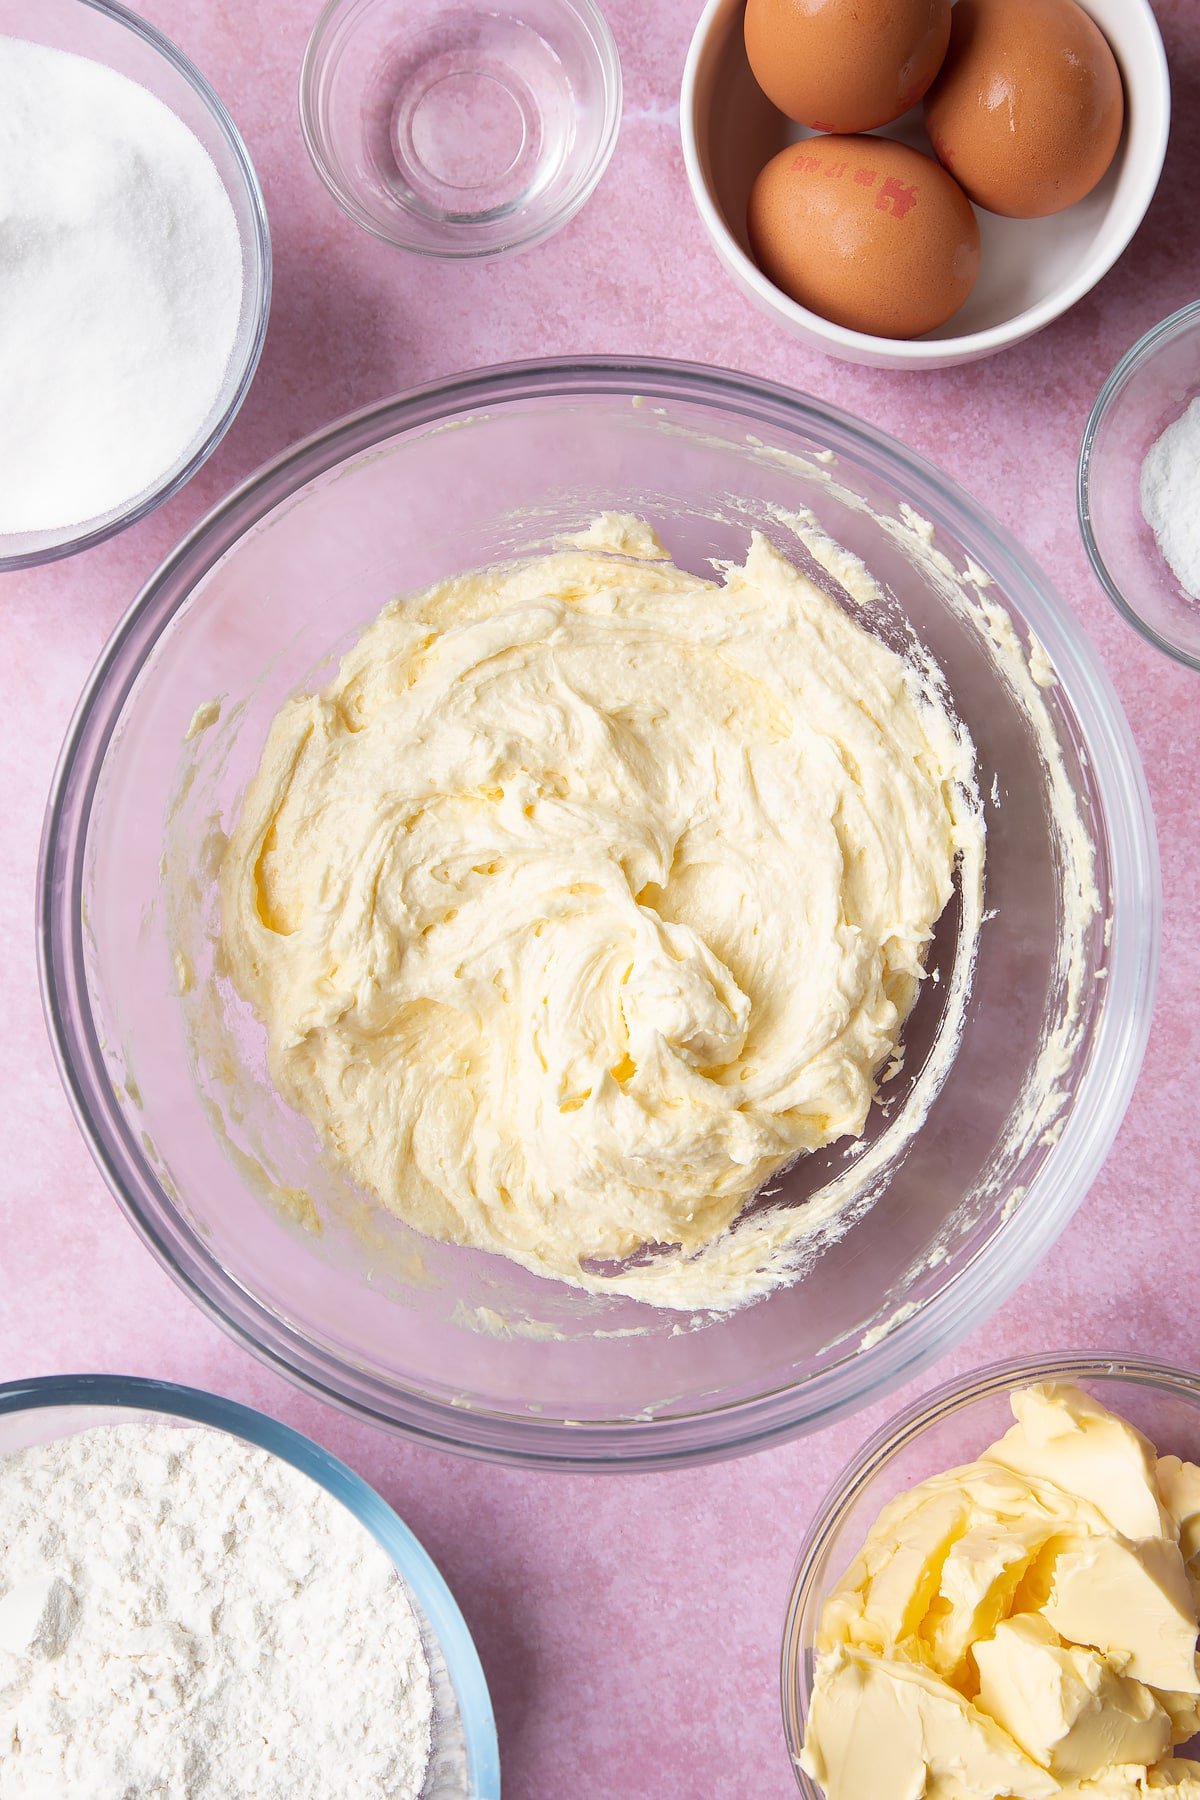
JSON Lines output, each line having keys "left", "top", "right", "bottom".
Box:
{"left": 1078, "top": 298, "right": 1200, "bottom": 674}
{"left": 780, "top": 1352, "right": 1199, "bottom": 1793}
{"left": 38, "top": 357, "right": 1160, "bottom": 1472}
{"left": 298, "top": 0, "right": 623, "bottom": 260}
{"left": 0, "top": 0, "right": 272, "bottom": 574}
{"left": 0, "top": 1373, "right": 501, "bottom": 1799}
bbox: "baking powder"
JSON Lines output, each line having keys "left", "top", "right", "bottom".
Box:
{"left": 0, "top": 36, "right": 244, "bottom": 537}
{"left": 0, "top": 1423, "right": 433, "bottom": 1798}
{"left": 1140, "top": 395, "right": 1200, "bottom": 600}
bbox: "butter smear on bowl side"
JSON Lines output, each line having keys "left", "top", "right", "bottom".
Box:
{"left": 802, "top": 1384, "right": 1200, "bottom": 1800}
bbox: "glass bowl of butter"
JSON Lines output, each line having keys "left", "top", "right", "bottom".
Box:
{"left": 39, "top": 359, "right": 1157, "bottom": 1469}
{"left": 784, "top": 1355, "right": 1200, "bottom": 1799}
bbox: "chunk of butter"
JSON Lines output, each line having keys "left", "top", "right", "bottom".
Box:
{"left": 974, "top": 1613, "right": 1171, "bottom": 1779}
{"left": 799, "top": 1644, "right": 1057, "bottom": 1800}
{"left": 1055, "top": 1768, "right": 1193, "bottom": 1799}
{"left": 1144, "top": 1763, "right": 1200, "bottom": 1794}
{"left": 1059, "top": 1768, "right": 1200, "bottom": 1799}
{"left": 802, "top": 1385, "right": 1200, "bottom": 1800}
{"left": 1159, "top": 1458, "right": 1200, "bottom": 1570}
{"left": 1042, "top": 1535, "right": 1200, "bottom": 1693}
{"left": 818, "top": 1465, "right": 1107, "bottom": 1659}
{"left": 1063, "top": 1764, "right": 1200, "bottom": 1797}
{"left": 1151, "top": 1764, "right": 1200, "bottom": 1792}
{"left": 983, "top": 1384, "right": 1173, "bottom": 1543}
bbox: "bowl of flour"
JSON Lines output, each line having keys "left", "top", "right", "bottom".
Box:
{"left": 0, "top": 1374, "right": 499, "bottom": 1799}
{"left": 1080, "top": 298, "right": 1200, "bottom": 672}
{"left": 0, "top": 0, "right": 271, "bottom": 571}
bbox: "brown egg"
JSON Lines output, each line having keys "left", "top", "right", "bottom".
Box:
{"left": 744, "top": 0, "right": 951, "bottom": 134}
{"left": 747, "top": 135, "right": 980, "bottom": 339}
{"left": 924, "top": 0, "right": 1124, "bottom": 218}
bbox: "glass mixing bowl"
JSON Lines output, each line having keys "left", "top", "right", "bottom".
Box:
{"left": 39, "top": 359, "right": 1157, "bottom": 1469}
{"left": 0, "top": 1373, "right": 500, "bottom": 1798}
{"left": 781, "top": 1354, "right": 1200, "bottom": 1794}
{"left": 0, "top": 0, "right": 272, "bottom": 571}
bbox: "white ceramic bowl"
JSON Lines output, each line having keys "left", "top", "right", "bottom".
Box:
{"left": 680, "top": 0, "right": 1169, "bottom": 371}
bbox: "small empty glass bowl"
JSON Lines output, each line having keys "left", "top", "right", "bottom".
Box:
{"left": 0, "top": 0, "right": 271, "bottom": 571}
{"left": 781, "top": 1353, "right": 1200, "bottom": 1794}
{"left": 299, "top": 0, "right": 621, "bottom": 258}
{"left": 0, "top": 1374, "right": 501, "bottom": 1800}
{"left": 1079, "top": 300, "right": 1200, "bottom": 672}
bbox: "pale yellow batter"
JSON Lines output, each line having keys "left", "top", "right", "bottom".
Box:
{"left": 220, "top": 519, "right": 979, "bottom": 1304}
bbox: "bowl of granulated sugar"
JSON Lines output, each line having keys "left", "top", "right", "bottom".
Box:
{"left": 1080, "top": 299, "right": 1200, "bottom": 672}
{"left": 0, "top": 0, "right": 271, "bottom": 571}
{"left": 0, "top": 1374, "right": 500, "bottom": 1799}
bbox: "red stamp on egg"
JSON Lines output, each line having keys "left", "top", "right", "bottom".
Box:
{"left": 875, "top": 177, "right": 918, "bottom": 218}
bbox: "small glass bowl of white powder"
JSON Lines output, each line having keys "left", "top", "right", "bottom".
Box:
{"left": 0, "top": 1374, "right": 500, "bottom": 1799}
{"left": 0, "top": 0, "right": 271, "bottom": 571}
{"left": 1079, "top": 298, "right": 1200, "bottom": 672}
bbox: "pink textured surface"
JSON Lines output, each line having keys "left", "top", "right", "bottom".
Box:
{"left": 3, "top": 2, "right": 1199, "bottom": 1794}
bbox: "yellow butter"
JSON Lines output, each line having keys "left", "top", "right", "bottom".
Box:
{"left": 1159, "top": 1458, "right": 1200, "bottom": 1569}
{"left": 1056, "top": 1769, "right": 1200, "bottom": 1800}
{"left": 1055, "top": 1772, "right": 1150, "bottom": 1799}
{"left": 1144, "top": 1762, "right": 1200, "bottom": 1793}
{"left": 1042, "top": 1534, "right": 1199, "bottom": 1693}
{"left": 921, "top": 1519, "right": 1056, "bottom": 1683}
{"left": 974, "top": 1613, "right": 1171, "bottom": 1780}
{"left": 1155, "top": 1686, "right": 1200, "bottom": 1746}
{"left": 983, "top": 1384, "right": 1170, "bottom": 1542}
{"left": 800, "top": 1645, "right": 1057, "bottom": 1800}
{"left": 819, "top": 1464, "right": 1107, "bottom": 1661}
{"left": 802, "top": 1386, "right": 1200, "bottom": 1800}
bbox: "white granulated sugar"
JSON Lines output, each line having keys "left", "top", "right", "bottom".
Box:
{"left": 1140, "top": 395, "right": 1200, "bottom": 600}
{"left": 0, "top": 1423, "right": 433, "bottom": 1799}
{"left": 0, "top": 36, "right": 244, "bottom": 537}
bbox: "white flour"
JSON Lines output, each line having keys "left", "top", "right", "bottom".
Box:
{"left": 0, "top": 1423, "right": 433, "bottom": 1799}
{"left": 1140, "top": 395, "right": 1200, "bottom": 599}
{"left": 0, "top": 36, "right": 244, "bottom": 537}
